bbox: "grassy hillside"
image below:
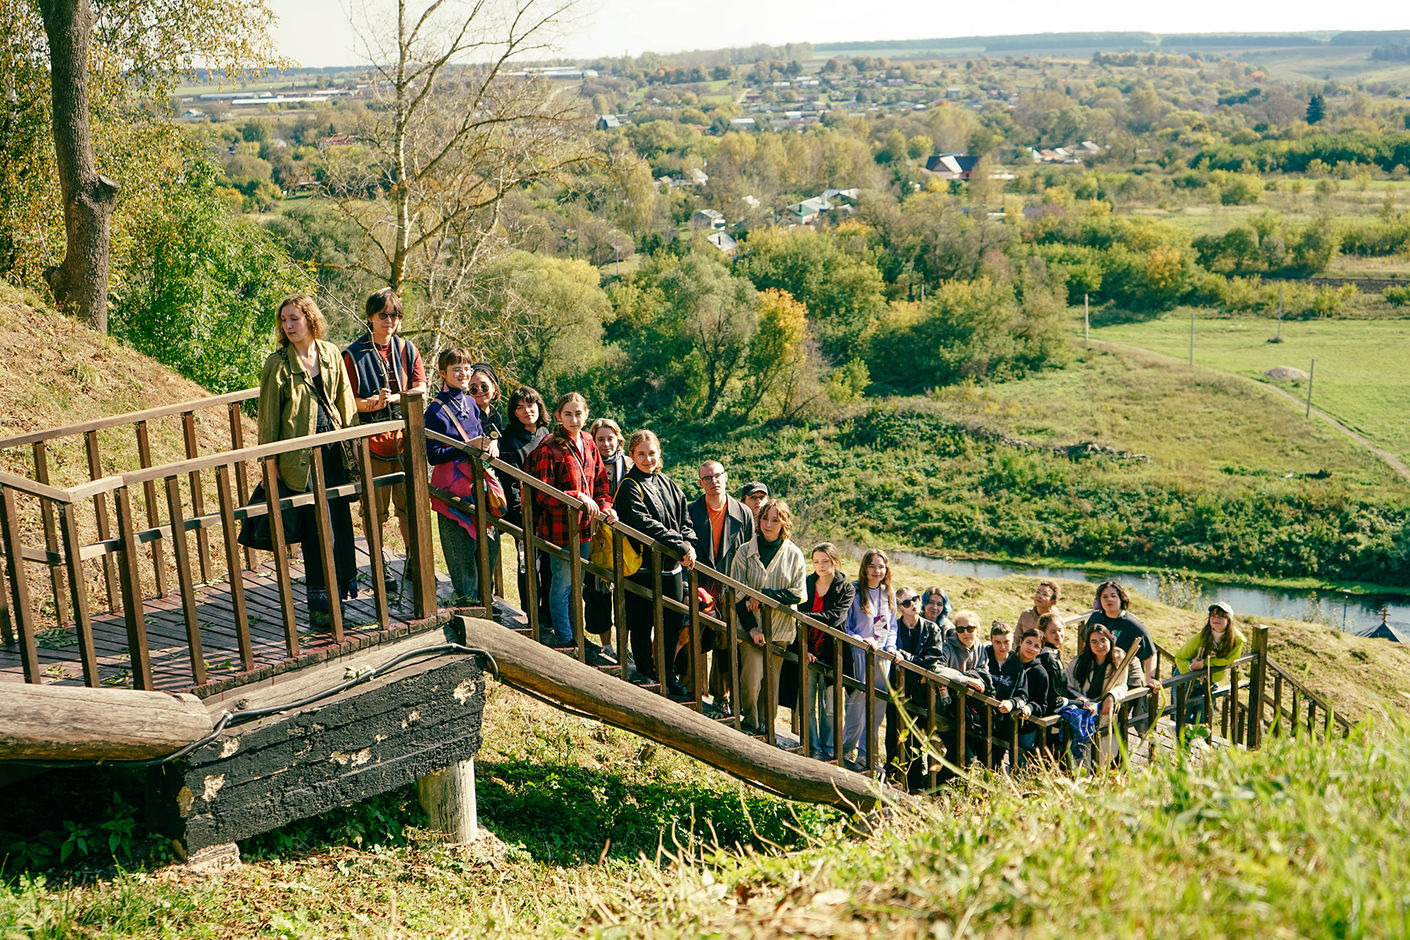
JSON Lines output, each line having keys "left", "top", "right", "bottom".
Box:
{"left": 669, "top": 343, "right": 1410, "bottom": 588}
{"left": 0, "top": 284, "right": 252, "bottom": 486}
{"left": 3, "top": 684, "right": 1406, "bottom": 937}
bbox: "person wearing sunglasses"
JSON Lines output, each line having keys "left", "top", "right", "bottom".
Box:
{"left": 931, "top": 609, "right": 992, "bottom": 780}
{"left": 886, "top": 586, "right": 944, "bottom": 790}
{"left": 342, "top": 288, "right": 426, "bottom": 588}
{"left": 466, "top": 364, "right": 504, "bottom": 438}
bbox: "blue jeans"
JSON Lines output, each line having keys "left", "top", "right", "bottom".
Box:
{"left": 547, "top": 541, "right": 590, "bottom": 645}
{"left": 438, "top": 514, "right": 499, "bottom": 606}
{"left": 804, "top": 666, "right": 836, "bottom": 760}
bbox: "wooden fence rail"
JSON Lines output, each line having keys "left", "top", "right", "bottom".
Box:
{"left": 0, "top": 387, "right": 1353, "bottom": 784}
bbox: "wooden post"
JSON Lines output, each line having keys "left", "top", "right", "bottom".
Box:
{"left": 568, "top": 511, "right": 585, "bottom": 659}
{"left": 400, "top": 391, "right": 436, "bottom": 619}
{"left": 180, "top": 413, "right": 212, "bottom": 583}
{"left": 214, "top": 467, "right": 254, "bottom": 672}
{"left": 58, "top": 502, "right": 100, "bottom": 687}
{"left": 31, "top": 442, "right": 70, "bottom": 627}
{"left": 1247, "top": 625, "right": 1268, "bottom": 749}
{"left": 611, "top": 526, "right": 628, "bottom": 681}
{"left": 687, "top": 567, "right": 703, "bottom": 705}
{"left": 135, "top": 420, "right": 169, "bottom": 597}
{"left": 261, "top": 457, "right": 298, "bottom": 657}
{"left": 417, "top": 758, "right": 479, "bottom": 843}
{"left": 356, "top": 439, "right": 389, "bottom": 629}
{"left": 1084, "top": 294, "right": 1089, "bottom": 340}
{"left": 471, "top": 453, "right": 494, "bottom": 621}
{"left": 227, "top": 402, "right": 255, "bottom": 573}
{"left": 832, "top": 633, "right": 846, "bottom": 765}
{"left": 864, "top": 647, "right": 877, "bottom": 774}
{"left": 762, "top": 604, "right": 776, "bottom": 744}
{"left": 521, "top": 484, "right": 541, "bottom": 643}
{"left": 725, "top": 587, "right": 741, "bottom": 730}
{"left": 650, "top": 551, "right": 665, "bottom": 692}
{"left": 164, "top": 475, "right": 206, "bottom": 686}
{"left": 1271, "top": 672, "right": 1284, "bottom": 738}
{"left": 82, "top": 430, "right": 118, "bottom": 610}
{"left": 114, "top": 485, "right": 155, "bottom": 690}
{"left": 0, "top": 486, "right": 40, "bottom": 682}
{"left": 308, "top": 453, "right": 345, "bottom": 643}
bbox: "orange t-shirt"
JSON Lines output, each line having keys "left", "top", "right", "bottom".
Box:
{"left": 706, "top": 500, "right": 726, "bottom": 560}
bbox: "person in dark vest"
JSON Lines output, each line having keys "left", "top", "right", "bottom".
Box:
{"left": 688, "top": 459, "right": 755, "bottom": 716}
{"left": 342, "top": 288, "right": 426, "bottom": 593}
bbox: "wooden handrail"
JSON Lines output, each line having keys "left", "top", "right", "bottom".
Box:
{"left": 0, "top": 468, "right": 72, "bottom": 503}
{"left": 0, "top": 388, "right": 260, "bottom": 450}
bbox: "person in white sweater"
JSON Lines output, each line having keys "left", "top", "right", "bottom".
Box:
{"left": 729, "top": 499, "right": 807, "bottom": 736}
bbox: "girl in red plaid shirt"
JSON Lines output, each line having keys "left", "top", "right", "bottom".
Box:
{"left": 526, "top": 392, "right": 617, "bottom": 646}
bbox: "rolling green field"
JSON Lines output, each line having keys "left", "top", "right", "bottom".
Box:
{"left": 1092, "top": 315, "right": 1410, "bottom": 467}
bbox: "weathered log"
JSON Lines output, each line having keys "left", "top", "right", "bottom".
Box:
{"left": 458, "top": 616, "right": 888, "bottom": 811}
{"left": 0, "top": 684, "right": 211, "bottom": 761}
{"left": 417, "top": 758, "right": 479, "bottom": 843}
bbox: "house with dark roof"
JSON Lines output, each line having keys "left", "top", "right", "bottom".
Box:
{"left": 922, "top": 152, "right": 981, "bottom": 180}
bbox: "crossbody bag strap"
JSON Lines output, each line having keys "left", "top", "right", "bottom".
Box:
{"left": 302, "top": 359, "right": 344, "bottom": 432}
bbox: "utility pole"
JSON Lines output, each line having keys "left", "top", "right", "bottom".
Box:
{"left": 1084, "top": 294, "right": 1089, "bottom": 340}
{"left": 1276, "top": 287, "right": 1283, "bottom": 342}
{"left": 1306, "top": 358, "right": 1316, "bottom": 417}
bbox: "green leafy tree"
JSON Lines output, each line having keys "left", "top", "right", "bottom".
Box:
{"left": 24, "top": 0, "right": 280, "bottom": 333}
{"left": 111, "top": 160, "right": 312, "bottom": 392}
{"left": 462, "top": 250, "right": 613, "bottom": 392}
{"left": 735, "top": 228, "right": 887, "bottom": 362}
{"left": 1306, "top": 93, "right": 1326, "bottom": 125}
{"left": 738, "top": 287, "right": 811, "bottom": 419}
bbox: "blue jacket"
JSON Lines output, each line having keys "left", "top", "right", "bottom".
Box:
{"left": 424, "top": 388, "right": 485, "bottom": 466}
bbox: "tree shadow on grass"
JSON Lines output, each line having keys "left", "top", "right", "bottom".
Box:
{"left": 475, "top": 758, "right": 830, "bottom": 866}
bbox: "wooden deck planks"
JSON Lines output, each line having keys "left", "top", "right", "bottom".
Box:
{"left": 0, "top": 540, "right": 455, "bottom": 695}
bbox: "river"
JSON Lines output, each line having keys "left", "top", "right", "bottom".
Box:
{"left": 889, "top": 551, "right": 1409, "bottom": 636}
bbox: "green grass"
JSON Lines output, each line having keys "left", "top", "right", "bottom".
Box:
{"left": 8, "top": 699, "right": 1404, "bottom": 937}
{"left": 587, "top": 719, "right": 1410, "bottom": 938}
{"left": 1092, "top": 314, "right": 1410, "bottom": 466}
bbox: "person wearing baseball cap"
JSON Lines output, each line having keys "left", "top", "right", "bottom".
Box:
{"left": 739, "top": 481, "right": 769, "bottom": 516}
{"left": 1174, "top": 601, "right": 1247, "bottom": 724}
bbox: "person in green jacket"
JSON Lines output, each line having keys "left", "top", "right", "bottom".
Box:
{"left": 1174, "top": 601, "right": 1247, "bottom": 725}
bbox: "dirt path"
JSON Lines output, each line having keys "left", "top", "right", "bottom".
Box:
{"left": 1088, "top": 339, "right": 1410, "bottom": 483}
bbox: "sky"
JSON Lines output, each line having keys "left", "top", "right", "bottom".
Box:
{"left": 268, "top": 0, "right": 1406, "bottom": 69}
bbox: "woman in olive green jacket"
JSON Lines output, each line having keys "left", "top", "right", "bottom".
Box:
{"left": 257, "top": 294, "right": 359, "bottom": 619}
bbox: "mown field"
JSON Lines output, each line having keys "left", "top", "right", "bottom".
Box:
{"left": 1092, "top": 314, "right": 1410, "bottom": 467}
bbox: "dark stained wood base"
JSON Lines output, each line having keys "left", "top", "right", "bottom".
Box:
{"left": 147, "top": 625, "right": 488, "bottom": 856}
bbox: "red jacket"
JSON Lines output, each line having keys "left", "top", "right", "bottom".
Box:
{"left": 526, "top": 431, "right": 612, "bottom": 546}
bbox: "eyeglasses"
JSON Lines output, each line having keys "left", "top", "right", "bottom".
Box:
{"left": 469, "top": 383, "right": 494, "bottom": 394}
{"left": 700, "top": 472, "right": 726, "bottom": 483}
{"left": 898, "top": 598, "right": 915, "bottom": 608}
{"left": 955, "top": 625, "right": 977, "bottom": 633}
{"left": 374, "top": 312, "right": 402, "bottom": 321}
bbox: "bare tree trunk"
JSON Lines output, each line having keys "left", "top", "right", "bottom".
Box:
{"left": 35, "top": 0, "right": 119, "bottom": 334}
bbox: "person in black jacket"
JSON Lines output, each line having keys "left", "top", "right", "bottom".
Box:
{"left": 1082, "top": 581, "right": 1160, "bottom": 731}
{"left": 614, "top": 430, "right": 697, "bottom": 698}
{"left": 887, "top": 586, "right": 946, "bottom": 790}
{"left": 801, "top": 542, "right": 854, "bottom": 760}
{"left": 994, "top": 628, "right": 1058, "bottom": 771}
{"left": 688, "top": 458, "right": 755, "bottom": 713}
{"left": 500, "top": 384, "right": 550, "bottom": 629}
{"left": 931, "top": 609, "right": 992, "bottom": 783}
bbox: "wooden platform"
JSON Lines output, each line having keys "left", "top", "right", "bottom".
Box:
{"left": 0, "top": 540, "right": 460, "bottom": 697}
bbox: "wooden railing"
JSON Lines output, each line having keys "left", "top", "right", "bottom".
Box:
{"left": 0, "top": 386, "right": 1354, "bottom": 782}
{"left": 0, "top": 391, "right": 417, "bottom": 691}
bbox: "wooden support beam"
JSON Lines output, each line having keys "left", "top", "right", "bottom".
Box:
{"left": 0, "top": 684, "right": 211, "bottom": 761}
{"left": 417, "top": 758, "right": 479, "bottom": 843}
{"left": 458, "top": 616, "right": 886, "bottom": 811}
